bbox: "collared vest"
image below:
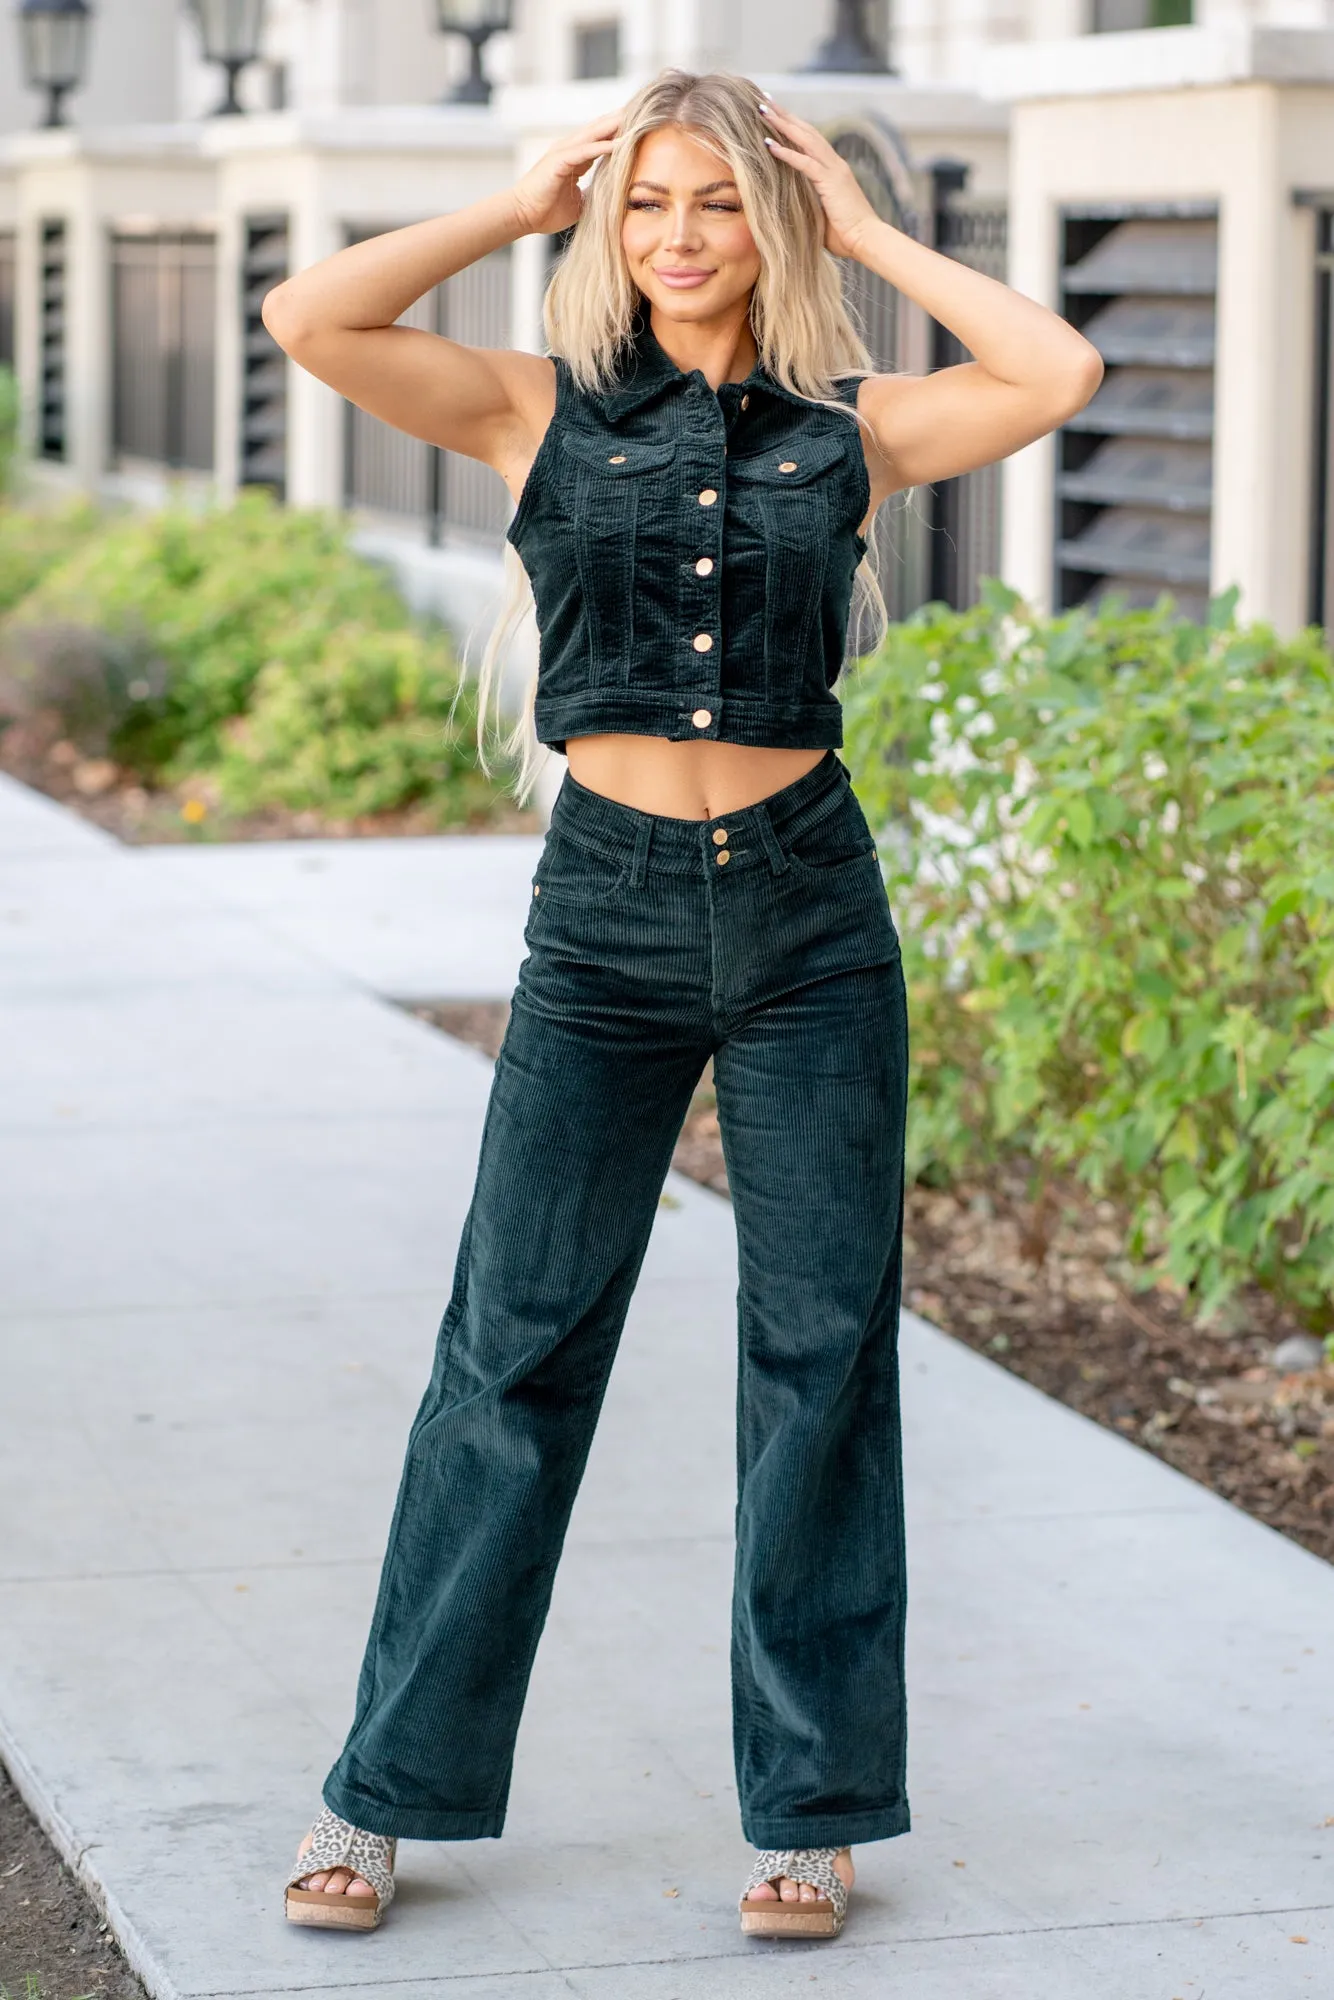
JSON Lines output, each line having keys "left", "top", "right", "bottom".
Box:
{"left": 506, "top": 318, "right": 870, "bottom": 754}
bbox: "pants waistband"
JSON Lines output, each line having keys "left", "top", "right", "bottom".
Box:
{"left": 550, "top": 750, "right": 853, "bottom": 880}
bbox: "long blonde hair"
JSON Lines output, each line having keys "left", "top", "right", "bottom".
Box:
{"left": 469, "top": 68, "right": 887, "bottom": 803}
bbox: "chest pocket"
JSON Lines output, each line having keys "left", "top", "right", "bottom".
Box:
{"left": 728, "top": 431, "right": 850, "bottom": 695}
{"left": 561, "top": 430, "right": 677, "bottom": 686}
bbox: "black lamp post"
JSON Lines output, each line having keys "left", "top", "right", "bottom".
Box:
{"left": 17, "top": 0, "right": 93, "bottom": 129}
{"left": 801, "top": 0, "right": 893, "bottom": 73}
{"left": 431, "top": 0, "right": 513, "bottom": 106}
{"left": 186, "top": 0, "right": 267, "bottom": 116}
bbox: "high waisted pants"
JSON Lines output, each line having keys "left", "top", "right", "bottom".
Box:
{"left": 323, "top": 750, "right": 911, "bottom": 1849}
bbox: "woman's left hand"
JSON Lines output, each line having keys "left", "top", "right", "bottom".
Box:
{"left": 757, "top": 100, "right": 881, "bottom": 259}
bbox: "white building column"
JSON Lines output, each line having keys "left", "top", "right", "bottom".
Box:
{"left": 282, "top": 190, "right": 345, "bottom": 509}
{"left": 991, "top": 24, "right": 1334, "bottom": 629}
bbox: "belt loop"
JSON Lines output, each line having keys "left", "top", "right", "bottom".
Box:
{"left": 756, "top": 802, "right": 789, "bottom": 875}
{"left": 631, "top": 814, "right": 653, "bottom": 887}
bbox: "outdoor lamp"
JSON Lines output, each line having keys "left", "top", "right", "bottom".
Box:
{"left": 431, "top": 0, "right": 513, "bottom": 106}
{"left": 186, "top": 0, "right": 267, "bottom": 116}
{"left": 800, "top": 0, "right": 893, "bottom": 73}
{"left": 16, "top": 0, "right": 93, "bottom": 129}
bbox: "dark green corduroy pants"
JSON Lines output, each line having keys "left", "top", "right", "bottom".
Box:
{"left": 323, "top": 750, "right": 911, "bottom": 1849}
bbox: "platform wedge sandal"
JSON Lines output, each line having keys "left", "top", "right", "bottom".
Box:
{"left": 285, "top": 1807, "right": 397, "bottom": 1931}
{"left": 739, "top": 1848, "right": 850, "bottom": 1939}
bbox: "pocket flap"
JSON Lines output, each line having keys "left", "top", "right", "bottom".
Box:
{"left": 728, "top": 429, "right": 851, "bottom": 486}
{"left": 561, "top": 429, "right": 678, "bottom": 476}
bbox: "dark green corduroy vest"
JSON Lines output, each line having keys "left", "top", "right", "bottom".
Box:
{"left": 507, "top": 316, "right": 871, "bottom": 755}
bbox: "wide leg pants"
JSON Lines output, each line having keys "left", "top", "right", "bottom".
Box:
{"left": 323, "top": 750, "right": 911, "bottom": 1849}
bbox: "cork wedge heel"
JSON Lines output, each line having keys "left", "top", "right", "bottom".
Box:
{"left": 285, "top": 1807, "right": 397, "bottom": 1932}
{"left": 738, "top": 1848, "right": 849, "bottom": 1939}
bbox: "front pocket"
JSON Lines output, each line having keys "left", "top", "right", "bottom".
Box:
{"left": 528, "top": 829, "right": 631, "bottom": 908}
{"left": 562, "top": 432, "right": 678, "bottom": 689}
{"left": 786, "top": 840, "right": 881, "bottom": 881}
{"left": 729, "top": 437, "right": 846, "bottom": 696}
{"left": 781, "top": 784, "right": 880, "bottom": 875}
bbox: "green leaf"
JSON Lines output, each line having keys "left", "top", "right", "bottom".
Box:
{"left": 1198, "top": 794, "right": 1264, "bottom": 839}
{"left": 1064, "top": 796, "right": 1095, "bottom": 848}
{"left": 1264, "top": 886, "right": 1305, "bottom": 930}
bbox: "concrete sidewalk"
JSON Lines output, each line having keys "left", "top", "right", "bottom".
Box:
{"left": 1, "top": 770, "right": 1331, "bottom": 1999}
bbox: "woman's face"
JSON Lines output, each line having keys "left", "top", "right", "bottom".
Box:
{"left": 620, "top": 124, "right": 761, "bottom": 324}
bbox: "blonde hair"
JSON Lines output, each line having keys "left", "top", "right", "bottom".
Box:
{"left": 469, "top": 67, "right": 887, "bottom": 803}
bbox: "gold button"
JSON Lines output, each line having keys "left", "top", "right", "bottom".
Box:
{"left": 692, "top": 632, "right": 713, "bottom": 653}
{"left": 778, "top": 460, "right": 797, "bottom": 473}
{"left": 532, "top": 884, "right": 540, "bottom": 896}
{"left": 691, "top": 708, "right": 712, "bottom": 728}
{"left": 712, "top": 827, "right": 728, "bottom": 845}
{"left": 716, "top": 849, "right": 730, "bottom": 865}
{"left": 608, "top": 452, "right": 626, "bottom": 463}
{"left": 695, "top": 556, "right": 714, "bottom": 576}
{"left": 698, "top": 488, "right": 718, "bottom": 506}
{"left": 740, "top": 394, "right": 750, "bottom": 410}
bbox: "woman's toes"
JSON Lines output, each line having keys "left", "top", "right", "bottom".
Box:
{"left": 798, "top": 1881, "right": 815, "bottom": 1902}
{"left": 345, "top": 1876, "right": 376, "bottom": 1900}
{"left": 748, "top": 1878, "right": 778, "bottom": 1900}
{"left": 779, "top": 1877, "right": 799, "bottom": 1902}
{"left": 302, "top": 1868, "right": 329, "bottom": 1892}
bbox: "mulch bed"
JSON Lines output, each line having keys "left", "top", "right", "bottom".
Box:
{"left": 0, "top": 727, "right": 540, "bottom": 844}
{"left": 412, "top": 998, "right": 1334, "bottom": 1567}
{"left": 0, "top": 1764, "right": 145, "bottom": 2000}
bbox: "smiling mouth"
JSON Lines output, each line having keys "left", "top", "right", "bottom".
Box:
{"left": 655, "top": 268, "right": 714, "bottom": 287}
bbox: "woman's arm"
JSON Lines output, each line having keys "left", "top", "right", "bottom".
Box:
{"left": 758, "top": 100, "right": 1103, "bottom": 500}
{"left": 260, "top": 110, "right": 622, "bottom": 492}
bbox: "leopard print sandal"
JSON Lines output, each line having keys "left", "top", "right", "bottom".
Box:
{"left": 285, "top": 1807, "right": 397, "bottom": 1931}
{"left": 739, "top": 1847, "right": 849, "bottom": 1939}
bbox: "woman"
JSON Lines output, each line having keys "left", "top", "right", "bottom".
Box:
{"left": 265, "top": 69, "right": 1100, "bottom": 1942}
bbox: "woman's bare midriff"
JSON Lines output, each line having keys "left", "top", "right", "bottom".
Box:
{"left": 563, "top": 734, "right": 827, "bottom": 821}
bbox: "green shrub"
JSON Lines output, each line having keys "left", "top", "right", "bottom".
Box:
{"left": 0, "top": 498, "right": 101, "bottom": 615}
{"left": 2, "top": 490, "right": 515, "bottom": 819}
{"left": 5, "top": 490, "right": 437, "bottom": 774}
{"left": 0, "top": 365, "right": 19, "bottom": 495}
{"left": 843, "top": 584, "right": 1334, "bottom": 1332}
{"left": 211, "top": 623, "right": 500, "bottom": 825}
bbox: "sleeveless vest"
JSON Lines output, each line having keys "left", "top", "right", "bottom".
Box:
{"left": 506, "top": 316, "right": 870, "bottom": 754}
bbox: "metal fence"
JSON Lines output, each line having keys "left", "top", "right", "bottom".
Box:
{"left": 0, "top": 232, "right": 15, "bottom": 371}
{"left": 826, "top": 116, "right": 1008, "bottom": 622}
{"left": 342, "top": 234, "right": 512, "bottom": 546}
{"left": 110, "top": 229, "right": 217, "bottom": 471}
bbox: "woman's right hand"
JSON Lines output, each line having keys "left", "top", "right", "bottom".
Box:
{"left": 509, "top": 109, "right": 624, "bottom": 236}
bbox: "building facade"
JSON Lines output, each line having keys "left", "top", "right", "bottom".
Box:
{"left": 0, "top": 0, "right": 1331, "bottom": 645}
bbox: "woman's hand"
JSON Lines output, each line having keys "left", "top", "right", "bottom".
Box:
{"left": 757, "top": 100, "right": 880, "bottom": 260}
{"left": 510, "top": 109, "right": 624, "bottom": 237}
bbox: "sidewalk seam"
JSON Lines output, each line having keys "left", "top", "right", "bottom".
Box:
{"left": 174, "top": 1893, "right": 1334, "bottom": 1993}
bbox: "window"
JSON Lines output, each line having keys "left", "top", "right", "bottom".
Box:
{"left": 573, "top": 20, "right": 620, "bottom": 79}
{"left": 1092, "top": 0, "right": 1191, "bottom": 29}
{"left": 110, "top": 230, "right": 218, "bottom": 472}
